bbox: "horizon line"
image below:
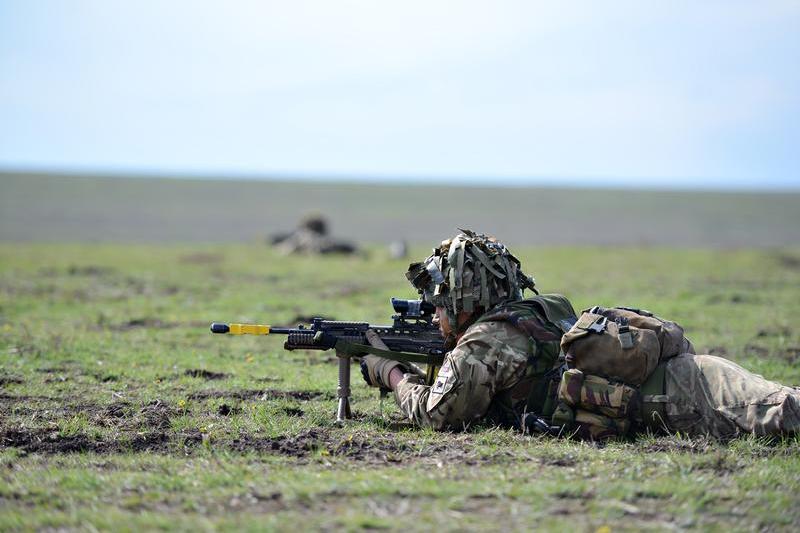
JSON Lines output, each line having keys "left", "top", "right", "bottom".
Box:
{"left": 1, "top": 165, "right": 799, "bottom": 194}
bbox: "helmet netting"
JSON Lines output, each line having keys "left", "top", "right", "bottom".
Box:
{"left": 406, "top": 229, "right": 536, "bottom": 326}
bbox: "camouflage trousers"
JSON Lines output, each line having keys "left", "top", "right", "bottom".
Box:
{"left": 663, "top": 354, "right": 800, "bottom": 440}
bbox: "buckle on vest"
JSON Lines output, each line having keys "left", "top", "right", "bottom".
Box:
{"left": 617, "top": 317, "right": 634, "bottom": 349}
{"left": 587, "top": 316, "right": 607, "bottom": 334}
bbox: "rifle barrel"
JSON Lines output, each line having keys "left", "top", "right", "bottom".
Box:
{"left": 210, "top": 323, "right": 276, "bottom": 335}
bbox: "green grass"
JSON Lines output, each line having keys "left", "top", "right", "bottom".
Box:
{"left": 1, "top": 243, "right": 800, "bottom": 531}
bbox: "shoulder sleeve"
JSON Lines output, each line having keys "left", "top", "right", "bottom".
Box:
{"left": 393, "top": 321, "right": 530, "bottom": 430}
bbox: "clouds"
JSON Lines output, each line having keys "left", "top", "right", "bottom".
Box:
{"left": 0, "top": 1, "right": 798, "bottom": 187}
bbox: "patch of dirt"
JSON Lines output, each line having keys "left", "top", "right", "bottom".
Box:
{"left": 0, "top": 393, "right": 56, "bottom": 403}
{"left": 542, "top": 455, "right": 579, "bottom": 467}
{"left": 108, "top": 318, "right": 179, "bottom": 331}
{"left": 178, "top": 252, "right": 224, "bottom": 264}
{"left": 35, "top": 366, "right": 71, "bottom": 374}
{"left": 744, "top": 344, "right": 770, "bottom": 357}
{"left": 639, "top": 435, "right": 717, "bottom": 454}
{"left": 775, "top": 253, "right": 800, "bottom": 270}
{"left": 184, "top": 369, "right": 228, "bottom": 380}
{"left": 256, "top": 377, "right": 283, "bottom": 383}
{"left": 554, "top": 489, "right": 594, "bottom": 500}
{"left": 0, "top": 376, "right": 24, "bottom": 386}
{"left": 779, "top": 347, "right": 800, "bottom": 363}
{"left": 3, "top": 426, "right": 416, "bottom": 460}
{"left": 282, "top": 407, "right": 304, "bottom": 417}
{"left": 217, "top": 404, "right": 240, "bottom": 416}
{"left": 138, "top": 400, "right": 175, "bottom": 431}
{"left": 633, "top": 490, "right": 670, "bottom": 500}
{"left": 755, "top": 326, "right": 792, "bottom": 338}
{"left": 0, "top": 428, "right": 170, "bottom": 454}
{"left": 227, "top": 428, "right": 409, "bottom": 462}
{"left": 707, "top": 346, "right": 729, "bottom": 357}
{"left": 187, "top": 389, "right": 332, "bottom": 401}
{"left": 161, "top": 285, "right": 180, "bottom": 295}
{"left": 690, "top": 452, "right": 742, "bottom": 474}
{"left": 222, "top": 491, "right": 285, "bottom": 513}
{"left": 68, "top": 265, "right": 114, "bottom": 277}
{"left": 104, "top": 401, "right": 132, "bottom": 418}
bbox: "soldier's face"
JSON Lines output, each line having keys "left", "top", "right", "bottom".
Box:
{"left": 434, "top": 306, "right": 451, "bottom": 337}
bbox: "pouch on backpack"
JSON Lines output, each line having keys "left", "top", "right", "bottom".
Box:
{"left": 573, "top": 409, "right": 631, "bottom": 440}
{"left": 561, "top": 312, "right": 660, "bottom": 385}
{"left": 557, "top": 368, "right": 639, "bottom": 418}
{"left": 585, "top": 306, "right": 694, "bottom": 360}
{"left": 550, "top": 402, "right": 630, "bottom": 441}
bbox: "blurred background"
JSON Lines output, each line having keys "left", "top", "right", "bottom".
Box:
{"left": 1, "top": 1, "right": 799, "bottom": 247}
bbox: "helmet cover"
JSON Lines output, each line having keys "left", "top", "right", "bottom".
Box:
{"left": 405, "top": 229, "right": 536, "bottom": 326}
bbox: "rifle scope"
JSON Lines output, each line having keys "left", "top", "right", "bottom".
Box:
{"left": 390, "top": 297, "right": 435, "bottom": 318}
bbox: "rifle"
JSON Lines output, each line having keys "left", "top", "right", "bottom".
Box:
{"left": 210, "top": 298, "right": 446, "bottom": 422}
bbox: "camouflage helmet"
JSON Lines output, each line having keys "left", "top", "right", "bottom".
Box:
{"left": 405, "top": 229, "right": 536, "bottom": 326}
{"left": 299, "top": 213, "right": 328, "bottom": 235}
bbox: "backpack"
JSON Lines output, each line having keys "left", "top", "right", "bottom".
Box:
{"left": 553, "top": 305, "right": 695, "bottom": 440}
{"left": 475, "top": 294, "right": 578, "bottom": 426}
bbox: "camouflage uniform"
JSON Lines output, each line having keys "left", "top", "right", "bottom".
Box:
{"left": 394, "top": 320, "right": 532, "bottom": 430}
{"left": 390, "top": 229, "right": 800, "bottom": 439}
{"left": 662, "top": 354, "right": 800, "bottom": 439}
{"left": 393, "top": 320, "right": 800, "bottom": 438}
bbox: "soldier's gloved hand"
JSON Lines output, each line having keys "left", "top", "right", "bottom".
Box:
{"left": 360, "top": 355, "right": 402, "bottom": 389}
{"left": 360, "top": 356, "right": 423, "bottom": 389}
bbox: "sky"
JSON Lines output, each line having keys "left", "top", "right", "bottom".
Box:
{"left": 0, "top": 1, "right": 799, "bottom": 189}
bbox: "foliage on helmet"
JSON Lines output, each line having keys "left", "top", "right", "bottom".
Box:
{"left": 405, "top": 229, "right": 536, "bottom": 323}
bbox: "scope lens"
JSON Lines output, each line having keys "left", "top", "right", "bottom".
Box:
{"left": 391, "top": 298, "right": 434, "bottom": 316}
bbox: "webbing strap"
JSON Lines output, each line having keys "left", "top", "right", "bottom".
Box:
{"left": 470, "top": 245, "right": 506, "bottom": 279}
{"left": 478, "top": 262, "right": 490, "bottom": 308}
{"left": 640, "top": 361, "right": 670, "bottom": 432}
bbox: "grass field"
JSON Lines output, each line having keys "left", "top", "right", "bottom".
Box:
{"left": 1, "top": 241, "right": 800, "bottom": 531}
{"left": 2, "top": 172, "right": 800, "bottom": 247}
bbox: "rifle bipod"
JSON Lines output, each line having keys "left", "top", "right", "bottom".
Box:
{"left": 335, "top": 352, "right": 352, "bottom": 423}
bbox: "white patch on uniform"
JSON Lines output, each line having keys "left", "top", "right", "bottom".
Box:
{"left": 437, "top": 359, "right": 453, "bottom": 378}
{"left": 431, "top": 378, "right": 447, "bottom": 395}
{"left": 428, "top": 357, "right": 456, "bottom": 406}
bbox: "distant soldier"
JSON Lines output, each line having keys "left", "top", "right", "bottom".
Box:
{"left": 361, "top": 230, "right": 800, "bottom": 440}
{"left": 270, "top": 214, "right": 358, "bottom": 256}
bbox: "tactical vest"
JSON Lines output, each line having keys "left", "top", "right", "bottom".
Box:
{"left": 474, "top": 294, "right": 578, "bottom": 427}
